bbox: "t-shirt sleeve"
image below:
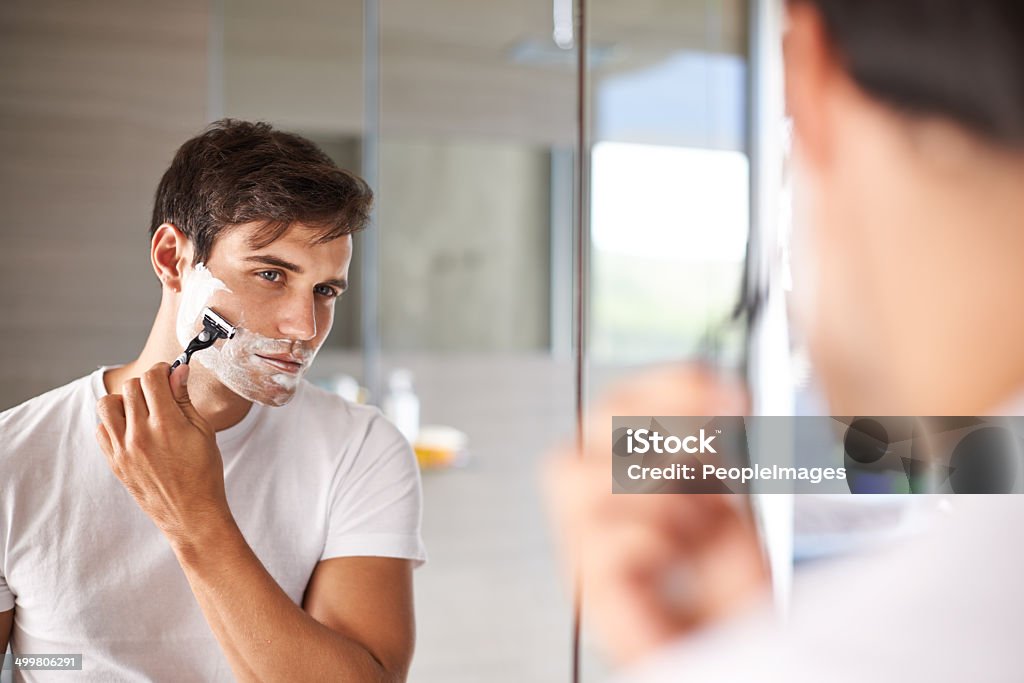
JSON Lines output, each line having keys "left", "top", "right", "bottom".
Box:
{"left": 0, "top": 514, "right": 11, "bottom": 610}
{"left": 321, "top": 412, "right": 427, "bottom": 567}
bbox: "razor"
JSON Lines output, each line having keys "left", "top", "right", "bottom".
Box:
{"left": 171, "top": 307, "right": 237, "bottom": 369}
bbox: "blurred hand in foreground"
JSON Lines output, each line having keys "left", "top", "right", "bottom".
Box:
{"left": 543, "top": 364, "right": 770, "bottom": 666}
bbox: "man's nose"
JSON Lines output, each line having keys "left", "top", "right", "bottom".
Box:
{"left": 276, "top": 292, "right": 317, "bottom": 341}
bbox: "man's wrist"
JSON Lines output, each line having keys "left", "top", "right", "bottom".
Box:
{"left": 168, "top": 508, "right": 244, "bottom": 568}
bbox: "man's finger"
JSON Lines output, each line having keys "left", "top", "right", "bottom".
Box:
{"left": 169, "top": 363, "right": 203, "bottom": 425}
{"left": 95, "top": 422, "right": 113, "bottom": 458}
{"left": 581, "top": 517, "right": 686, "bottom": 580}
{"left": 96, "top": 394, "right": 127, "bottom": 449}
{"left": 122, "top": 378, "right": 149, "bottom": 428}
{"left": 555, "top": 455, "right": 723, "bottom": 526}
{"left": 139, "top": 362, "right": 179, "bottom": 423}
{"left": 94, "top": 423, "right": 126, "bottom": 481}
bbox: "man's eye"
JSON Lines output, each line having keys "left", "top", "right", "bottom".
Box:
{"left": 257, "top": 270, "right": 280, "bottom": 282}
{"left": 315, "top": 284, "right": 341, "bottom": 299}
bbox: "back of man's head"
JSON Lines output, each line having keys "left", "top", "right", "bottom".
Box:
{"left": 793, "top": 0, "right": 1024, "bottom": 146}
{"left": 784, "top": 0, "right": 1024, "bottom": 416}
{"left": 150, "top": 119, "right": 372, "bottom": 264}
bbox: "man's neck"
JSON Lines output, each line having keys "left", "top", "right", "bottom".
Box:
{"left": 103, "top": 299, "right": 254, "bottom": 432}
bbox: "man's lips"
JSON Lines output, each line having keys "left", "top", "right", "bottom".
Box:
{"left": 255, "top": 354, "right": 304, "bottom": 374}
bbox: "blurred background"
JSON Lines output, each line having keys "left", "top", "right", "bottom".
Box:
{"left": 0, "top": 0, "right": 754, "bottom": 680}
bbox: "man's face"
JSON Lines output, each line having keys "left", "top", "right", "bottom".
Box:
{"left": 175, "top": 223, "right": 352, "bottom": 406}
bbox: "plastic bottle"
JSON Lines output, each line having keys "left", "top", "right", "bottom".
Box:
{"left": 382, "top": 368, "right": 420, "bottom": 444}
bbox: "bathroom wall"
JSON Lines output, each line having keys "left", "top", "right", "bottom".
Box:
{"left": 0, "top": 0, "right": 209, "bottom": 410}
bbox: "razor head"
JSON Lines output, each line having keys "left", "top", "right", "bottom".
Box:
{"left": 170, "top": 307, "right": 238, "bottom": 369}
{"left": 201, "top": 307, "right": 237, "bottom": 341}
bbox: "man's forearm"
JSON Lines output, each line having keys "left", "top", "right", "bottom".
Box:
{"left": 171, "top": 517, "right": 397, "bottom": 683}
{"left": 1, "top": 608, "right": 13, "bottom": 654}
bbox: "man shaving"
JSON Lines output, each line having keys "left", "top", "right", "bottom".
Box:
{"left": 0, "top": 120, "right": 425, "bottom": 681}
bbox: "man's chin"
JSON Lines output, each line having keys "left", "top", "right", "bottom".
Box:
{"left": 195, "top": 360, "right": 303, "bottom": 407}
{"left": 250, "top": 388, "right": 298, "bottom": 407}
{"left": 224, "top": 377, "right": 301, "bottom": 407}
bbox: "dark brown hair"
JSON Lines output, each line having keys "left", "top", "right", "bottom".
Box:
{"left": 150, "top": 119, "right": 372, "bottom": 264}
{"left": 794, "top": 0, "right": 1024, "bottom": 146}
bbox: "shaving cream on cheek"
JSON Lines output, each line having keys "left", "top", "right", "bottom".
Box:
{"left": 176, "top": 263, "right": 231, "bottom": 348}
{"left": 195, "top": 328, "right": 322, "bottom": 406}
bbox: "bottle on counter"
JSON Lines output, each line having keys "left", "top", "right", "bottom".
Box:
{"left": 382, "top": 368, "right": 420, "bottom": 444}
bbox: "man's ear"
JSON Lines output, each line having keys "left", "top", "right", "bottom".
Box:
{"left": 783, "top": 1, "right": 839, "bottom": 170}
{"left": 150, "top": 223, "right": 192, "bottom": 291}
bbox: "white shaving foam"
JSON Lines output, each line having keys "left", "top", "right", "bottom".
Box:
{"left": 176, "top": 263, "right": 231, "bottom": 348}
{"left": 197, "top": 328, "right": 320, "bottom": 407}
{"left": 175, "top": 262, "right": 320, "bottom": 407}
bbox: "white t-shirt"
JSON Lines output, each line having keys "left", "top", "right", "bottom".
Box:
{"left": 615, "top": 496, "right": 1023, "bottom": 682}
{"left": 0, "top": 368, "right": 426, "bottom": 681}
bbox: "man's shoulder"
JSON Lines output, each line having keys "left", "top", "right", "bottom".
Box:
{"left": 272, "top": 380, "right": 406, "bottom": 451}
{"left": 288, "top": 380, "right": 387, "bottom": 426}
{"left": 0, "top": 372, "right": 97, "bottom": 446}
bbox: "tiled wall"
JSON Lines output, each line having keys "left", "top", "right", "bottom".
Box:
{"left": 0, "top": 0, "right": 209, "bottom": 411}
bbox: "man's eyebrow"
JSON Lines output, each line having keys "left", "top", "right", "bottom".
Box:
{"left": 244, "top": 254, "right": 303, "bottom": 273}
{"left": 323, "top": 277, "right": 348, "bottom": 292}
{"left": 245, "top": 254, "right": 347, "bottom": 291}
